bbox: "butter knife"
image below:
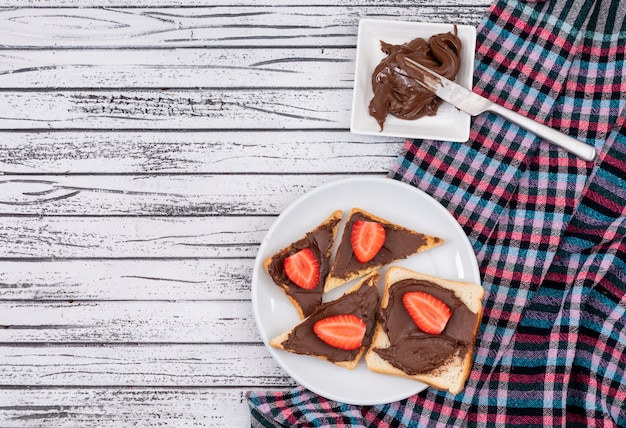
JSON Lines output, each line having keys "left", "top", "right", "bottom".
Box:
{"left": 404, "top": 57, "right": 596, "bottom": 162}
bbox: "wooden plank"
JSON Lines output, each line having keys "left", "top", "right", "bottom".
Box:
{"left": 0, "top": 89, "right": 351, "bottom": 129}
{"left": 0, "top": 344, "right": 291, "bottom": 386}
{"left": 0, "top": 387, "right": 284, "bottom": 427}
{"left": 0, "top": 174, "right": 371, "bottom": 215}
{"left": 0, "top": 6, "right": 487, "bottom": 48}
{"left": 0, "top": 259, "right": 254, "bottom": 301}
{"left": 0, "top": 48, "right": 356, "bottom": 89}
{"left": 0, "top": 215, "right": 272, "bottom": 259}
{"left": 1, "top": 0, "right": 490, "bottom": 7}
{"left": 0, "top": 131, "right": 402, "bottom": 174}
{"left": 0, "top": 301, "right": 261, "bottom": 343}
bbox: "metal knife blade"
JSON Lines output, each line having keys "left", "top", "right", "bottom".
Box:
{"left": 403, "top": 57, "right": 596, "bottom": 162}
{"left": 404, "top": 57, "right": 492, "bottom": 116}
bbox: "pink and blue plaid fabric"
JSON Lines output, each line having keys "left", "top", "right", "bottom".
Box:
{"left": 247, "top": 0, "right": 626, "bottom": 426}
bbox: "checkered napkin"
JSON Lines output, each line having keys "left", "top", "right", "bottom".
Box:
{"left": 247, "top": 0, "right": 626, "bottom": 426}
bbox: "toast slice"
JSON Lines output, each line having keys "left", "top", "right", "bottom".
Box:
{"left": 325, "top": 208, "right": 443, "bottom": 293}
{"left": 270, "top": 271, "right": 380, "bottom": 370}
{"left": 264, "top": 210, "right": 342, "bottom": 318}
{"left": 365, "top": 267, "right": 483, "bottom": 394}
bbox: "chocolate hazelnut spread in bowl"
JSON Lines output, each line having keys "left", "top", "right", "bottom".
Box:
{"left": 368, "top": 31, "right": 462, "bottom": 131}
{"left": 351, "top": 19, "right": 476, "bottom": 142}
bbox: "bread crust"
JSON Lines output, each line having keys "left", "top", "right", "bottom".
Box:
{"left": 324, "top": 208, "right": 443, "bottom": 293}
{"left": 365, "top": 267, "right": 483, "bottom": 394}
{"left": 270, "top": 270, "right": 380, "bottom": 370}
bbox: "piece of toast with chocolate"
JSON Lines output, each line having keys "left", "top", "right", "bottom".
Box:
{"left": 263, "top": 210, "right": 342, "bottom": 319}
{"left": 365, "top": 267, "right": 483, "bottom": 394}
{"left": 270, "top": 271, "right": 380, "bottom": 370}
{"left": 324, "top": 208, "right": 443, "bottom": 293}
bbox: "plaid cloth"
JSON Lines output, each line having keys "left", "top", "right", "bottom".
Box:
{"left": 247, "top": 0, "right": 626, "bottom": 426}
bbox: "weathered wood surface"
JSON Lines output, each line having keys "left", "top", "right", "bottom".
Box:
{"left": 0, "top": 216, "right": 270, "bottom": 258}
{"left": 0, "top": 345, "right": 291, "bottom": 385}
{"left": 0, "top": 131, "right": 399, "bottom": 174}
{"left": 0, "top": 89, "right": 354, "bottom": 130}
{"left": 0, "top": 388, "right": 282, "bottom": 427}
{"left": 0, "top": 5, "right": 487, "bottom": 48}
{"left": 1, "top": 301, "right": 261, "bottom": 343}
{"left": 1, "top": 48, "right": 356, "bottom": 88}
{"left": 0, "top": 1, "right": 490, "bottom": 426}
{"left": 0, "top": 259, "right": 254, "bottom": 300}
{"left": 0, "top": 174, "right": 384, "bottom": 215}
{"left": 3, "top": 0, "right": 489, "bottom": 6}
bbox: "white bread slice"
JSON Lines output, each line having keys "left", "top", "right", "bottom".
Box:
{"left": 365, "top": 267, "right": 483, "bottom": 394}
{"left": 263, "top": 210, "right": 342, "bottom": 319}
{"left": 270, "top": 270, "right": 380, "bottom": 370}
{"left": 324, "top": 208, "right": 443, "bottom": 293}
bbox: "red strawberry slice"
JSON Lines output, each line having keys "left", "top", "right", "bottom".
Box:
{"left": 402, "top": 291, "right": 452, "bottom": 335}
{"left": 313, "top": 314, "right": 366, "bottom": 350}
{"left": 350, "top": 220, "right": 386, "bottom": 263}
{"left": 284, "top": 248, "right": 320, "bottom": 290}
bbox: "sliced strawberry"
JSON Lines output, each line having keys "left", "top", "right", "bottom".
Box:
{"left": 350, "top": 220, "right": 386, "bottom": 263}
{"left": 284, "top": 248, "right": 320, "bottom": 290}
{"left": 313, "top": 314, "right": 366, "bottom": 350}
{"left": 402, "top": 291, "right": 452, "bottom": 335}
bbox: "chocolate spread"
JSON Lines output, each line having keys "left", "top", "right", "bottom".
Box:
{"left": 373, "top": 279, "right": 478, "bottom": 375}
{"left": 369, "top": 29, "right": 462, "bottom": 130}
{"left": 330, "top": 211, "right": 442, "bottom": 280}
{"left": 266, "top": 216, "right": 341, "bottom": 317}
{"left": 280, "top": 274, "right": 379, "bottom": 363}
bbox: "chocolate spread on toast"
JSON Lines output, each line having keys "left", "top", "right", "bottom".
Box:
{"left": 374, "top": 279, "right": 477, "bottom": 374}
{"left": 266, "top": 215, "right": 341, "bottom": 317}
{"left": 280, "top": 274, "right": 379, "bottom": 363}
{"left": 329, "top": 211, "right": 440, "bottom": 281}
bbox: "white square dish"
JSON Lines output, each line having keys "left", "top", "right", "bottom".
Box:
{"left": 350, "top": 19, "right": 476, "bottom": 142}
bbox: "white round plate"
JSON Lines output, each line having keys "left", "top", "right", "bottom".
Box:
{"left": 251, "top": 176, "right": 480, "bottom": 405}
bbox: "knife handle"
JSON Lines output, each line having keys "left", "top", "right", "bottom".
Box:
{"left": 488, "top": 104, "right": 596, "bottom": 162}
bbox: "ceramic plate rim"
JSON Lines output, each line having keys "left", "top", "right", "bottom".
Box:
{"left": 251, "top": 177, "right": 481, "bottom": 405}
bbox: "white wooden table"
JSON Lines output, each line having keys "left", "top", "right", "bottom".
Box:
{"left": 0, "top": 1, "right": 489, "bottom": 426}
